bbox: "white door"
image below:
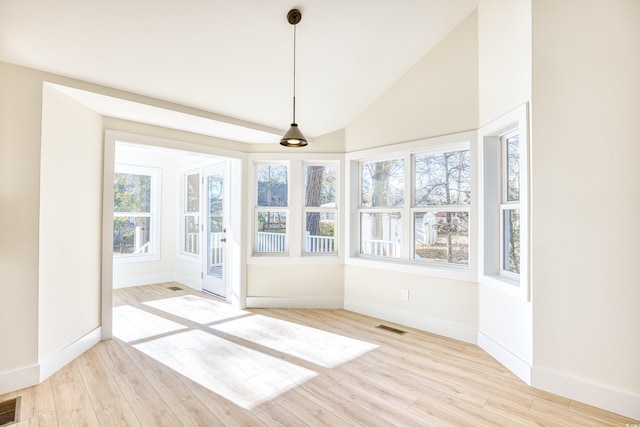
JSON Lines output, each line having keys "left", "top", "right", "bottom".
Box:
{"left": 202, "top": 163, "right": 228, "bottom": 298}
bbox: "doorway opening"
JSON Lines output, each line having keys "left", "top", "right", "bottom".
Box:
{"left": 102, "top": 130, "right": 244, "bottom": 340}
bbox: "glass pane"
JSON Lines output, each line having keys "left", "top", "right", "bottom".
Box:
{"left": 359, "top": 212, "right": 402, "bottom": 258}
{"left": 184, "top": 215, "right": 199, "bottom": 255}
{"left": 305, "top": 164, "right": 336, "bottom": 207}
{"left": 257, "top": 211, "right": 287, "bottom": 253}
{"left": 208, "top": 173, "right": 224, "bottom": 234}
{"left": 257, "top": 164, "right": 288, "bottom": 207}
{"left": 208, "top": 172, "right": 224, "bottom": 278}
{"left": 305, "top": 212, "right": 335, "bottom": 253}
{"left": 414, "top": 150, "right": 470, "bottom": 206}
{"left": 186, "top": 173, "right": 200, "bottom": 213}
{"left": 360, "top": 159, "right": 404, "bottom": 207}
{"left": 113, "top": 216, "right": 151, "bottom": 254}
{"left": 413, "top": 211, "right": 469, "bottom": 265}
{"left": 505, "top": 135, "right": 520, "bottom": 202}
{"left": 114, "top": 173, "right": 151, "bottom": 212}
{"left": 502, "top": 208, "right": 520, "bottom": 274}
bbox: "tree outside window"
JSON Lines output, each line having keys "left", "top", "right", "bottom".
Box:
{"left": 413, "top": 150, "right": 471, "bottom": 265}
{"left": 304, "top": 163, "right": 337, "bottom": 254}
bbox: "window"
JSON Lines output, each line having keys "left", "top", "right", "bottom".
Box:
{"left": 113, "top": 165, "right": 160, "bottom": 258}
{"left": 182, "top": 171, "right": 200, "bottom": 256}
{"left": 413, "top": 149, "right": 470, "bottom": 265}
{"left": 501, "top": 133, "right": 520, "bottom": 275}
{"left": 478, "top": 103, "right": 529, "bottom": 300}
{"left": 304, "top": 163, "right": 338, "bottom": 255}
{"left": 255, "top": 163, "right": 289, "bottom": 254}
{"left": 359, "top": 158, "right": 404, "bottom": 258}
{"left": 349, "top": 134, "right": 473, "bottom": 275}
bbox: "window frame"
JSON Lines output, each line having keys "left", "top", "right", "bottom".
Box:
{"left": 113, "top": 164, "right": 161, "bottom": 262}
{"left": 179, "top": 168, "right": 201, "bottom": 258}
{"left": 253, "top": 161, "right": 291, "bottom": 256}
{"left": 478, "top": 103, "right": 530, "bottom": 300}
{"left": 346, "top": 133, "right": 476, "bottom": 281}
{"left": 302, "top": 161, "right": 339, "bottom": 256}
{"left": 499, "top": 131, "right": 521, "bottom": 279}
{"left": 357, "top": 156, "right": 406, "bottom": 259}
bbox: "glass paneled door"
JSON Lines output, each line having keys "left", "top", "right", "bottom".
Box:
{"left": 203, "top": 163, "right": 228, "bottom": 298}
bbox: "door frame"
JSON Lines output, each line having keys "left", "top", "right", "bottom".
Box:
{"left": 101, "top": 130, "right": 247, "bottom": 340}
{"left": 202, "top": 161, "right": 230, "bottom": 298}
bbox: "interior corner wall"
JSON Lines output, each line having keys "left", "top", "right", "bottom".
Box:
{"left": 38, "top": 84, "right": 104, "bottom": 362}
{"left": 531, "top": 0, "right": 640, "bottom": 419}
{"left": 0, "top": 62, "right": 42, "bottom": 391}
{"left": 342, "top": 12, "right": 480, "bottom": 343}
{"left": 345, "top": 10, "right": 478, "bottom": 151}
{"left": 478, "top": 0, "right": 532, "bottom": 126}
{"left": 476, "top": 0, "right": 533, "bottom": 381}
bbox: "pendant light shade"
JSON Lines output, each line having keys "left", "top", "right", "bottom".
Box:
{"left": 281, "top": 123, "right": 307, "bottom": 146}
{"left": 280, "top": 9, "right": 308, "bottom": 147}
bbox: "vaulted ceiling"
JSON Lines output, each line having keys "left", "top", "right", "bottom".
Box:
{"left": 0, "top": 0, "right": 478, "bottom": 141}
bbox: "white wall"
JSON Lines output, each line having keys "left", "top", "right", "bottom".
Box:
{"left": 478, "top": 0, "right": 531, "bottom": 126}
{"left": 345, "top": 266, "right": 478, "bottom": 343}
{"left": 342, "top": 13, "right": 480, "bottom": 342}
{"left": 476, "top": 0, "right": 533, "bottom": 381}
{"left": 346, "top": 11, "right": 479, "bottom": 151}
{"left": 531, "top": 0, "right": 640, "bottom": 419}
{"left": 0, "top": 62, "right": 42, "bottom": 389}
{"left": 38, "top": 84, "right": 103, "bottom": 361}
{"left": 247, "top": 264, "right": 344, "bottom": 308}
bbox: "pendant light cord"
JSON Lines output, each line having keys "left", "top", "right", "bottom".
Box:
{"left": 292, "top": 23, "right": 297, "bottom": 124}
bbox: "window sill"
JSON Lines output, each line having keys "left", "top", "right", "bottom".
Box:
{"left": 479, "top": 273, "right": 528, "bottom": 300}
{"left": 248, "top": 254, "right": 342, "bottom": 265}
{"left": 346, "top": 256, "right": 474, "bottom": 282}
{"left": 113, "top": 254, "right": 160, "bottom": 264}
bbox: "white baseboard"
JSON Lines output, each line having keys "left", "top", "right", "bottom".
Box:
{"left": 344, "top": 298, "right": 477, "bottom": 344}
{"left": 477, "top": 331, "right": 532, "bottom": 384}
{"left": 532, "top": 366, "right": 640, "bottom": 421}
{"left": 246, "top": 296, "right": 344, "bottom": 309}
{"left": 113, "top": 274, "right": 174, "bottom": 289}
{"left": 0, "top": 327, "right": 101, "bottom": 395}
{"left": 174, "top": 274, "right": 202, "bottom": 291}
{"left": 0, "top": 364, "right": 39, "bottom": 395}
{"left": 39, "top": 327, "right": 102, "bottom": 382}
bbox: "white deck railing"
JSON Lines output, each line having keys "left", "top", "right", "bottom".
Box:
{"left": 187, "top": 231, "right": 336, "bottom": 255}
{"left": 257, "top": 231, "right": 287, "bottom": 252}
{"left": 360, "top": 239, "right": 400, "bottom": 257}
{"left": 306, "top": 234, "right": 334, "bottom": 253}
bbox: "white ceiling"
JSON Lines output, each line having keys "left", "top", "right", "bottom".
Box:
{"left": 0, "top": 0, "right": 478, "bottom": 142}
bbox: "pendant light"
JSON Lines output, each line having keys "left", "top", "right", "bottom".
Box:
{"left": 280, "top": 9, "right": 308, "bottom": 147}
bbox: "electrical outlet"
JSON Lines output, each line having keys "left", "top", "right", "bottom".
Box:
{"left": 401, "top": 289, "right": 409, "bottom": 301}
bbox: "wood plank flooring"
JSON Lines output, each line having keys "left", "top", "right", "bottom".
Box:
{"left": 2, "top": 282, "right": 637, "bottom": 426}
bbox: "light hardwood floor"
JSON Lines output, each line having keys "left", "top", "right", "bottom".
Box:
{"left": 2, "top": 282, "right": 637, "bottom": 426}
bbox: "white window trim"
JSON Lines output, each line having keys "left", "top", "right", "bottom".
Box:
{"left": 253, "top": 161, "right": 291, "bottom": 256}
{"left": 178, "top": 167, "right": 201, "bottom": 260}
{"left": 345, "top": 131, "right": 477, "bottom": 282}
{"left": 248, "top": 154, "right": 344, "bottom": 264}
{"left": 113, "top": 164, "right": 161, "bottom": 263}
{"left": 478, "top": 103, "right": 530, "bottom": 300}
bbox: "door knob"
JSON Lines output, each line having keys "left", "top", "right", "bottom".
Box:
{"left": 220, "top": 238, "right": 226, "bottom": 242}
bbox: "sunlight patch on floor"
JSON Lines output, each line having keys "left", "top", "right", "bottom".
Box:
{"left": 113, "top": 305, "right": 187, "bottom": 343}
{"left": 143, "top": 295, "right": 248, "bottom": 324}
{"left": 132, "top": 329, "right": 317, "bottom": 410}
{"left": 211, "top": 314, "right": 379, "bottom": 368}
